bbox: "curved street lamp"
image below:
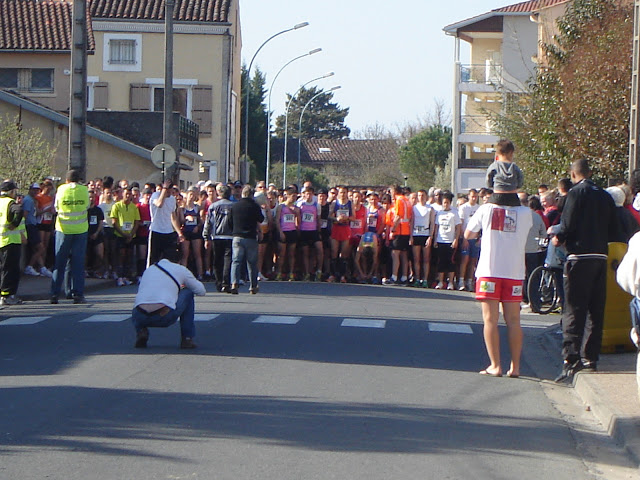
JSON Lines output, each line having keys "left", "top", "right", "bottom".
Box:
{"left": 282, "top": 71, "right": 334, "bottom": 185}
{"left": 243, "top": 22, "right": 309, "bottom": 167}
{"left": 264, "top": 48, "right": 322, "bottom": 185}
{"left": 294, "top": 85, "right": 341, "bottom": 187}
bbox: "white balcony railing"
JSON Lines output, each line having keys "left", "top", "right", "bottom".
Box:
{"left": 460, "top": 115, "right": 495, "bottom": 135}
{"left": 460, "top": 64, "right": 503, "bottom": 85}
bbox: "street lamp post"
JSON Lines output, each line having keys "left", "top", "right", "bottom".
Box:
{"left": 243, "top": 22, "right": 309, "bottom": 173}
{"left": 295, "top": 85, "right": 341, "bottom": 187}
{"left": 264, "top": 48, "right": 322, "bottom": 185}
{"left": 282, "top": 71, "right": 334, "bottom": 185}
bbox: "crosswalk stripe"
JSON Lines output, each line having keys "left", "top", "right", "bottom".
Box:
{"left": 428, "top": 322, "right": 474, "bottom": 334}
{"left": 195, "top": 313, "right": 220, "bottom": 322}
{"left": 341, "top": 318, "right": 386, "bottom": 329}
{"left": 253, "top": 315, "right": 301, "bottom": 325}
{"left": 80, "top": 314, "right": 130, "bottom": 323}
{"left": 1, "top": 316, "right": 51, "bottom": 325}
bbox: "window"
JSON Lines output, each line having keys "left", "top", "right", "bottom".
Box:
{"left": 153, "top": 88, "right": 188, "bottom": 117}
{"left": 103, "top": 34, "right": 142, "bottom": 72}
{"left": 109, "top": 39, "right": 136, "bottom": 65}
{"left": 29, "top": 69, "right": 53, "bottom": 92}
{"left": 0, "top": 68, "right": 18, "bottom": 88}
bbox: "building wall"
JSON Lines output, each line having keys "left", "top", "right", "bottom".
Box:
{"left": 0, "top": 53, "right": 71, "bottom": 111}
{"left": 502, "top": 16, "right": 538, "bottom": 91}
{"left": 536, "top": 2, "right": 570, "bottom": 63}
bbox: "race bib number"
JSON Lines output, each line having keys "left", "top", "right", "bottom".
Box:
{"left": 302, "top": 212, "right": 315, "bottom": 223}
{"left": 284, "top": 213, "right": 295, "bottom": 224}
{"left": 414, "top": 225, "right": 426, "bottom": 235}
{"left": 185, "top": 215, "right": 197, "bottom": 226}
{"left": 367, "top": 215, "right": 377, "bottom": 228}
{"left": 512, "top": 285, "right": 523, "bottom": 297}
{"left": 43, "top": 212, "right": 53, "bottom": 221}
{"left": 491, "top": 208, "right": 518, "bottom": 233}
{"left": 321, "top": 219, "right": 328, "bottom": 229}
{"left": 89, "top": 215, "right": 98, "bottom": 225}
{"left": 337, "top": 208, "right": 349, "bottom": 218}
{"left": 479, "top": 280, "right": 496, "bottom": 293}
{"left": 350, "top": 219, "right": 363, "bottom": 229}
{"left": 123, "top": 221, "right": 133, "bottom": 232}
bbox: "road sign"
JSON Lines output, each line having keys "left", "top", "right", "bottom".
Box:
{"left": 151, "top": 144, "right": 177, "bottom": 169}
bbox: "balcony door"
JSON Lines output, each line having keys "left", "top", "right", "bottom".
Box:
{"left": 485, "top": 51, "right": 502, "bottom": 84}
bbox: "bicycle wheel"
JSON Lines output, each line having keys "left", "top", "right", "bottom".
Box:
{"left": 527, "top": 266, "right": 558, "bottom": 315}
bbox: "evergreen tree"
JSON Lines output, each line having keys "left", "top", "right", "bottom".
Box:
{"left": 274, "top": 86, "right": 350, "bottom": 139}
{"left": 240, "top": 65, "right": 268, "bottom": 178}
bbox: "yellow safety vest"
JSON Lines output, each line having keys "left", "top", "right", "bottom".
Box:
{"left": 0, "top": 195, "right": 21, "bottom": 247}
{"left": 55, "top": 183, "right": 89, "bottom": 234}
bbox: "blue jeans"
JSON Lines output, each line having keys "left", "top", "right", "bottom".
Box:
{"left": 231, "top": 236, "right": 258, "bottom": 288}
{"left": 50, "top": 231, "right": 87, "bottom": 297}
{"left": 131, "top": 288, "right": 196, "bottom": 338}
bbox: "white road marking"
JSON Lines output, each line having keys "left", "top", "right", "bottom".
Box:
{"left": 520, "top": 320, "right": 557, "bottom": 329}
{"left": 195, "top": 313, "right": 220, "bottom": 322}
{"left": 1, "top": 316, "right": 50, "bottom": 326}
{"left": 341, "top": 318, "right": 387, "bottom": 329}
{"left": 428, "top": 322, "right": 474, "bottom": 334}
{"left": 253, "top": 315, "right": 301, "bottom": 325}
{"left": 80, "top": 314, "right": 130, "bottom": 323}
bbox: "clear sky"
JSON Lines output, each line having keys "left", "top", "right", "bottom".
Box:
{"left": 239, "top": 0, "right": 510, "bottom": 136}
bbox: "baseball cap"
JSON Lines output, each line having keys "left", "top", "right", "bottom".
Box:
{"left": 30, "top": 182, "right": 41, "bottom": 189}
{"left": 0, "top": 181, "right": 17, "bottom": 192}
{"left": 233, "top": 180, "right": 243, "bottom": 187}
{"left": 366, "top": 190, "right": 379, "bottom": 197}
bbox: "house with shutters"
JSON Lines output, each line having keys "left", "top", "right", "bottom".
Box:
{"left": 443, "top": 0, "right": 570, "bottom": 194}
{"left": 87, "top": 0, "right": 242, "bottom": 183}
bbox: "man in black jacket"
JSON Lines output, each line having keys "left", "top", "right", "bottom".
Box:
{"left": 203, "top": 184, "right": 234, "bottom": 292}
{"left": 229, "top": 185, "right": 264, "bottom": 294}
{"left": 552, "top": 159, "right": 618, "bottom": 382}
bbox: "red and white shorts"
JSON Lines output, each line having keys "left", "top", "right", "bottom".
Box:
{"left": 475, "top": 277, "right": 523, "bottom": 303}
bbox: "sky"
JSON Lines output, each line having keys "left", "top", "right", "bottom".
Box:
{"left": 239, "top": 0, "right": 511, "bottom": 137}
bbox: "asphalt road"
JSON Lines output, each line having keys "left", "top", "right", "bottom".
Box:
{"left": 0, "top": 282, "right": 632, "bottom": 479}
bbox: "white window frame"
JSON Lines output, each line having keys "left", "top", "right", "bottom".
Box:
{"left": 86, "top": 76, "right": 100, "bottom": 110}
{"left": 145, "top": 78, "right": 197, "bottom": 119}
{"left": 103, "top": 33, "right": 142, "bottom": 72}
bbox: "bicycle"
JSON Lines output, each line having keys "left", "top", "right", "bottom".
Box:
{"left": 527, "top": 264, "right": 560, "bottom": 314}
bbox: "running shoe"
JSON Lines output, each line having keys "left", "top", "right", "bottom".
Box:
{"left": 446, "top": 283, "right": 454, "bottom": 290}
{"left": 315, "top": 271, "right": 323, "bottom": 282}
{"left": 382, "top": 278, "right": 395, "bottom": 285}
{"left": 0, "top": 295, "right": 22, "bottom": 305}
{"left": 371, "top": 276, "right": 380, "bottom": 285}
{"left": 274, "top": 273, "right": 283, "bottom": 281}
{"left": 116, "top": 277, "right": 125, "bottom": 287}
{"left": 39, "top": 266, "right": 53, "bottom": 278}
{"left": 288, "top": 273, "right": 296, "bottom": 282}
{"left": 340, "top": 276, "right": 347, "bottom": 283}
{"left": 412, "top": 280, "right": 421, "bottom": 288}
{"left": 327, "top": 275, "right": 336, "bottom": 283}
{"left": 435, "top": 282, "right": 444, "bottom": 289}
{"left": 458, "top": 279, "right": 466, "bottom": 291}
{"left": 24, "top": 266, "right": 40, "bottom": 276}
{"left": 303, "top": 273, "right": 311, "bottom": 282}
{"left": 122, "top": 278, "right": 132, "bottom": 286}
{"left": 258, "top": 272, "right": 266, "bottom": 282}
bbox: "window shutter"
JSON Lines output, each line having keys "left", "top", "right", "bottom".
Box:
{"left": 93, "top": 82, "right": 109, "bottom": 110}
{"left": 129, "top": 83, "right": 151, "bottom": 111}
{"left": 192, "top": 85, "right": 212, "bottom": 136}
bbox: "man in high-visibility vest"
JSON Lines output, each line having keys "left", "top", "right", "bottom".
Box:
{"left": 50, "top": 169, "right": 90, "bottom": 304}
{"left": 0, "top": 180, "right": 24, "bottom": 305}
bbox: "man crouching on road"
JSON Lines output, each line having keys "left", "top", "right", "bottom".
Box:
{"left": 132, "top": 249, "right": 206, "bottom": 349}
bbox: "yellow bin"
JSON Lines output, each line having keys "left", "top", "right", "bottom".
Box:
{"left": 602, "top": 242, "right": 635, "bottom": 353}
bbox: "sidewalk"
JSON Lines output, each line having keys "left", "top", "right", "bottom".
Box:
{"left": 541, "top": 326, "right": 640, "bottom": 466}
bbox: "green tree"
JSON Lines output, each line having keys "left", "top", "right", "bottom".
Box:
{"left": 398, "top": 124, "right": 452, "bottom": 190}
{"left": 492, "top": 0, "right": 632, "bottom": 189}
{"left": 0, "top": 115, "right": 55, "bottom": 189}
{"left": 269, "top": 161, "right": 329, "bottom": 190}
{"left": 274, "top": 86, "right": 350, "bottom": 139}
{"left": 240, "top": 65, "right": 268, "bottom": 178}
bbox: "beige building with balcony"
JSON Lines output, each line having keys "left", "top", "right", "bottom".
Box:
{"left": 444, "top": 0, "right": 570, "bottom": 194}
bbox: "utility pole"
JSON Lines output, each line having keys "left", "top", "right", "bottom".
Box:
{"left": 164, "top": 0, "right": 178, "bottom": 183}
{"left": 629, "top": 0, "right": 640, "bottom": 177}
{"left": 68, "top": 0, "right": 87, "bottom": 180}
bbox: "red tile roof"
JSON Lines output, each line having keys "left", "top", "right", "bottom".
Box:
{"left": 494, "top": 0, "right": 568, "bottom": 13}
{"left": 89, "top": 0, "right": 231, "bottom": 23}
{"left": 0, "top": 0, "right": 95, "bottom": 51}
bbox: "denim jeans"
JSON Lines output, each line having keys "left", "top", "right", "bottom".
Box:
{"left": 50, "top": 231, "right": 87, "bottom": 297}
{"left": 231, "top": 236, "right": 258, "bottom": 288}
{"left": 131, "top": 288, "right": 196, "bottom": 339}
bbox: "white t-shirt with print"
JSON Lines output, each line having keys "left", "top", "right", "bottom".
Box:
{"left": 458, "top": 202, "right": 480, "bottom": 231}
{"left": 435, "top": 209, "right": 461, "bottom": 244}
{"left": 466, "top": 203, "right": 533, "bottom": 280}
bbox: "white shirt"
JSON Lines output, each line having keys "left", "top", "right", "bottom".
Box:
{"left": 134, "top": 259, "right": 206, "bottom": 309}
{"left": 435, "top": 209, "right": 461, "bottom": 243}
{"left": 150, "top": 191, "right": 177, "bottom": 234}
{"left": 467, "top": 203, "right": 533, "bottom": 280}
{"left": 412, "top": 203, "right": 433, "bottom": 236}
{"left": 458, "top": 202, "right": 480, "bottom": 231}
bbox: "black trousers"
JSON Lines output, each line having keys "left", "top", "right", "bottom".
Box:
{"left": 562, "top": 258, "right": 607, "bottom": 363}
{"left": 0, "top": 243, "right": 21, "bottom": 296}
{"left": 213, "top": 239, "right": 232, "bottom": 288}
{"left": 148, "top": 231, "right": 178, "bottom": 266}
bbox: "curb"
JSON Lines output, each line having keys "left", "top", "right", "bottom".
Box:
{"left": 17, "top": 278, "right": 115, "bottom": 302}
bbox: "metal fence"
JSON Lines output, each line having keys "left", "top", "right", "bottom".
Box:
{"left": 460, "top": 64, "right": 503, "bottom": 85}
{"left": 461, "top": 115, "right": 495, "bottom": 135}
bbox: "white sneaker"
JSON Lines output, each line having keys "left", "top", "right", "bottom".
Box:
{"left": 116, "top": 277, "right": 125, "bottom": 287}
{"left": 447, "top": 283, "right": 455, "bottom": 290}
{"left": 39, "top": 266, "right": 53, "bottom": 278}
{"left": 258, "top": 272, "right": 266, "bottom": 282}
{"left": 24, "top": 266, "right": 40, "bottom": 276}
{"left": 466, "top": 279, "right": 474, "bottom": 292}
{"left": 122, "top": 278, "right": 132, "bottom": 286}
{"left": 435, "top": 282, "right": 444, "bottom": 289}
{"left": 458, "top": 279, "right": 466, "bottom": 291}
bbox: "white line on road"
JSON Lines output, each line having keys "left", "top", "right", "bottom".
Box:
{"left": 80, "top": 314, "right": 130, "bottom": 323}
{"left": 195, "top": 313, "right": 220, "bottom": 322}
{"left": 1, "top": 316, "right": 51, "bottom": 325}
{"left": 341, "top": 318, "right": 387, "bottom": 329}
{"left": 428, "top": 322, "right": 474, "bottom": 334}
{"left": 253, "top": 315, "right": 301, "bottom": 325}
